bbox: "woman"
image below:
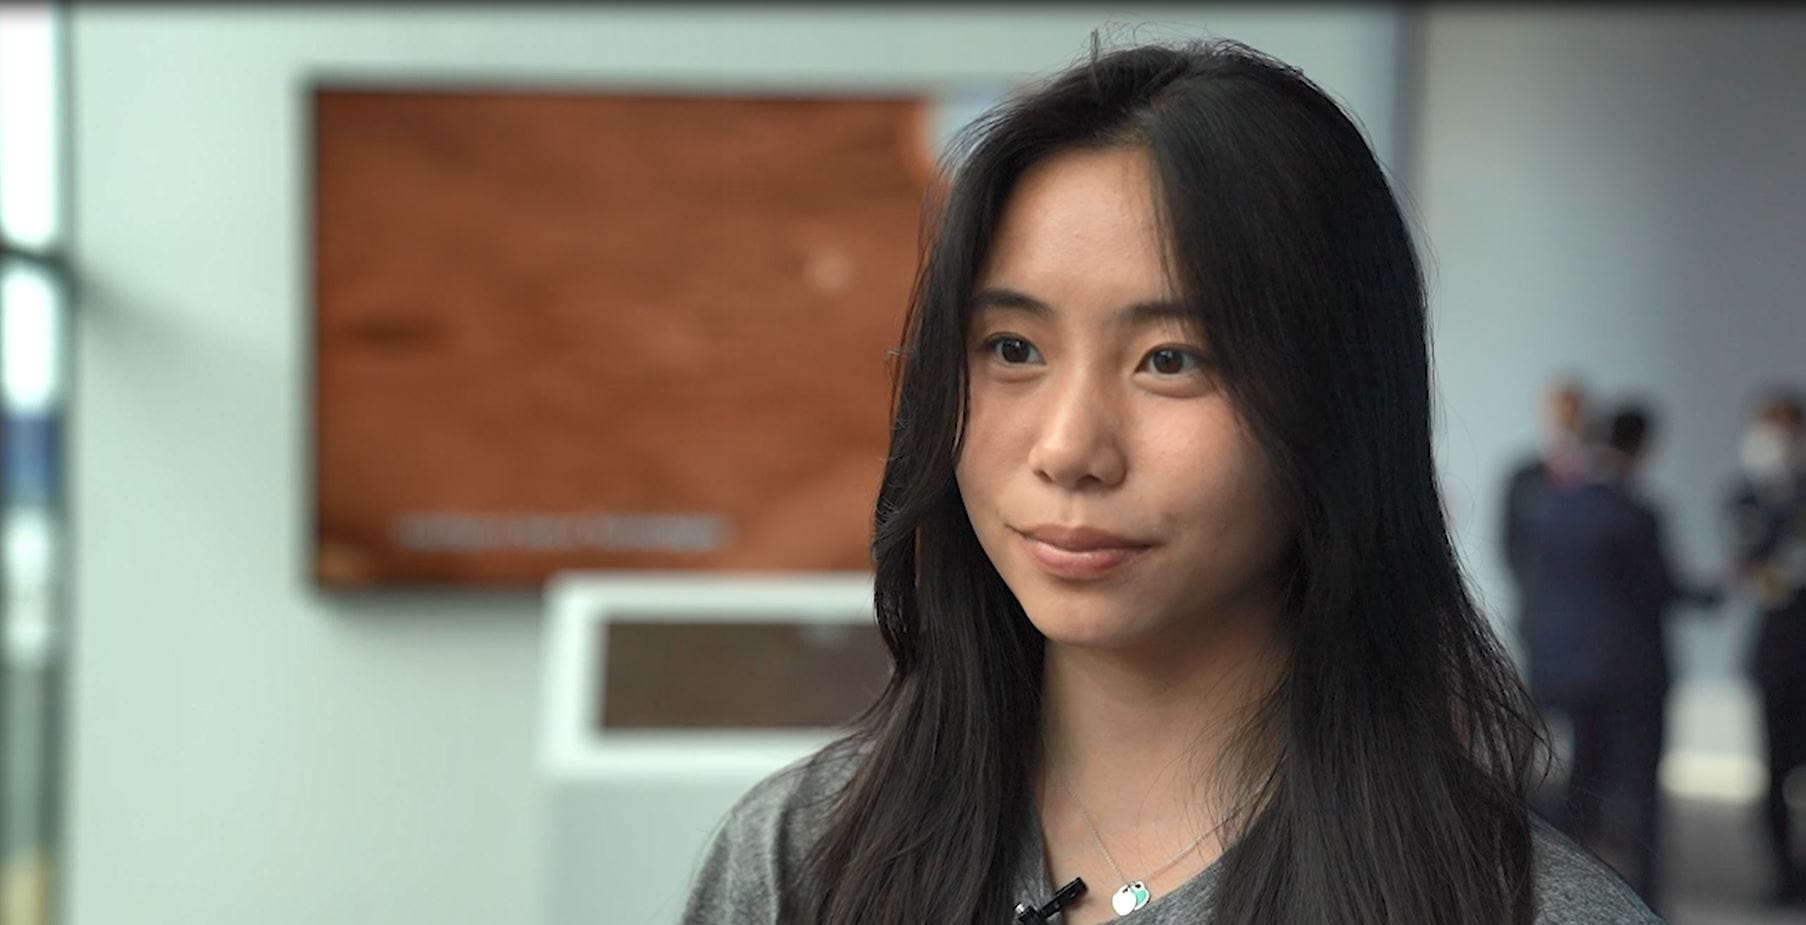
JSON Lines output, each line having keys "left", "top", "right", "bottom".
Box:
{"left": 683, "top": 38, "right": 1655, "bottom": 924}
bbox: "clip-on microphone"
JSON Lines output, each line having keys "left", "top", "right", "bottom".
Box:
{"left": 1013, "top": 877, "right": 1087, "bottom": 923}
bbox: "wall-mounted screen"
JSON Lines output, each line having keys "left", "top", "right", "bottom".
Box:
{"left": 311, "top": 86, "right": 951, "bottom": 587}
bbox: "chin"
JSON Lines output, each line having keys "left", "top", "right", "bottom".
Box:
{"left": 1014, "top": 588, "right": 1164, "bottom": 650}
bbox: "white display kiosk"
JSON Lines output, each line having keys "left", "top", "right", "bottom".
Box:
{"left": 538, "top": 572, "right": 877, "bottom": 924}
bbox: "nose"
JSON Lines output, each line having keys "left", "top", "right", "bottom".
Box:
{"left": 1028, "top": 372, "right": 1127, "bottom": 491}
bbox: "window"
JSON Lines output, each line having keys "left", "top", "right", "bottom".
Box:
{"left": 0, "top": 3, "right": 69, "bottom": 923}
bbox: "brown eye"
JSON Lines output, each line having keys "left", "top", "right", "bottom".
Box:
{"left": 985, "top": 336, "right": 1042, "bottom": 365}
{"left": 1143, "top": 347, "right": 1202, "bottom": 376}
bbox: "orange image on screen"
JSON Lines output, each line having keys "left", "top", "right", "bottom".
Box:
{"left": 312, "top": 88, "right": 935, "bottom": 587}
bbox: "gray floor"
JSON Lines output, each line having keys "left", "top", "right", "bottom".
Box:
{"left": 1659, "top": 797, "right": 1803, "bottom": 925}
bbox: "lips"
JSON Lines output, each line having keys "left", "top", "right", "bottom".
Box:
{"left": 1015, "top": 525, "right": 1152, "bottom": 581}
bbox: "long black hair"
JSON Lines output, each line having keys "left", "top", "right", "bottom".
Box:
{"left": 806, "top": 37, "right": 1542, "bottom": 924}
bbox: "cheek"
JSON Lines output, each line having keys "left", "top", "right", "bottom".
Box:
{"left": 955, "top": 383, "right": 1020, "bottom": 499}
{"left": 1223, "top": 443, "right": 1291, "bottom": 565}
{"left": 1152, "top": 410, "right": 1288, "bottom": 549}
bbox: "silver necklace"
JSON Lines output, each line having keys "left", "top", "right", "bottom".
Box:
{"left": 1050, "top": 764, "right": 1233, "bottom": 918}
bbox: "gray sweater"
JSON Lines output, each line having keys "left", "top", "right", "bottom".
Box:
{"left": 682, "top": 747, "right": 1661, "bottom": 923}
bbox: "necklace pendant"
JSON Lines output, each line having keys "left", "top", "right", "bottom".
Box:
{"left": 1110, "top": 881, "right": 1151, "bottom": 916}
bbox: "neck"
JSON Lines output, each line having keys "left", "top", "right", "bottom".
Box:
{"left": 1038, "top": 591, "right": 1287, "bottom": 838}
{"left": 1593, "top": 447, "right": 1636, "bottom": 483}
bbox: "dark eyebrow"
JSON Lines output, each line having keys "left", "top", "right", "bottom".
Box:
{"left": 971, "top": 286, "right": 1193, "bottom": 330}
{"left": 971, "top": 287, "right": 1052, "bottom": 317}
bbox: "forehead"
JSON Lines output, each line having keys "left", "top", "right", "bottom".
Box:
{"left": 978, "top": 146, "right": 1175, "bottom": 306}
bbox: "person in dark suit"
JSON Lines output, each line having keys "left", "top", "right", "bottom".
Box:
{"left": 1519, "top": 404, "right": 1718, "bottom": 911}
{"left": 1503, "top": 379, "right": 1591, "bottom": 605}
{"left": 1726, "top": 389, "right": 1806, "bottom": 905}
{"left": 1500, "top": 380, "right": 1592, "bottom": 842}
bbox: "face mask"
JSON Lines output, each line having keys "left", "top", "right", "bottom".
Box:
{"left": 1741, "top": 423, "right": 1804, "bottom": 484}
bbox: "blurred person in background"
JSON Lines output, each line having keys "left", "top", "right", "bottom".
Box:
{"left": 1503, "top": 378, "right": 1592, "bottom": 596}
{"left": 683, "top": 38, "right": 1654, "bottom": 925}
{"left": 1500, "top": 380, "right": 1590, "bottom": 839}
{"left": 1517, "top": 403, "right": 1720, "bottom": 912}
{"left": 1726, "top": 387, "right": 1806, "bottom": 905}
{"left": 1502, "top": 378, "right": 1591, "bottom": 668}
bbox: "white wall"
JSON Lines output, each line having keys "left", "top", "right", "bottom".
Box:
{"left": 65, "top": 6, "right": 1405, "bottom": 924}
{"left": 1415, "top": 8, "right": 1806, "bottom": 767}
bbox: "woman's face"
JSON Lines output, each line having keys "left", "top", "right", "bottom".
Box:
{"left": 956, "top": 146, "right": 1291, "bottom": 652}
